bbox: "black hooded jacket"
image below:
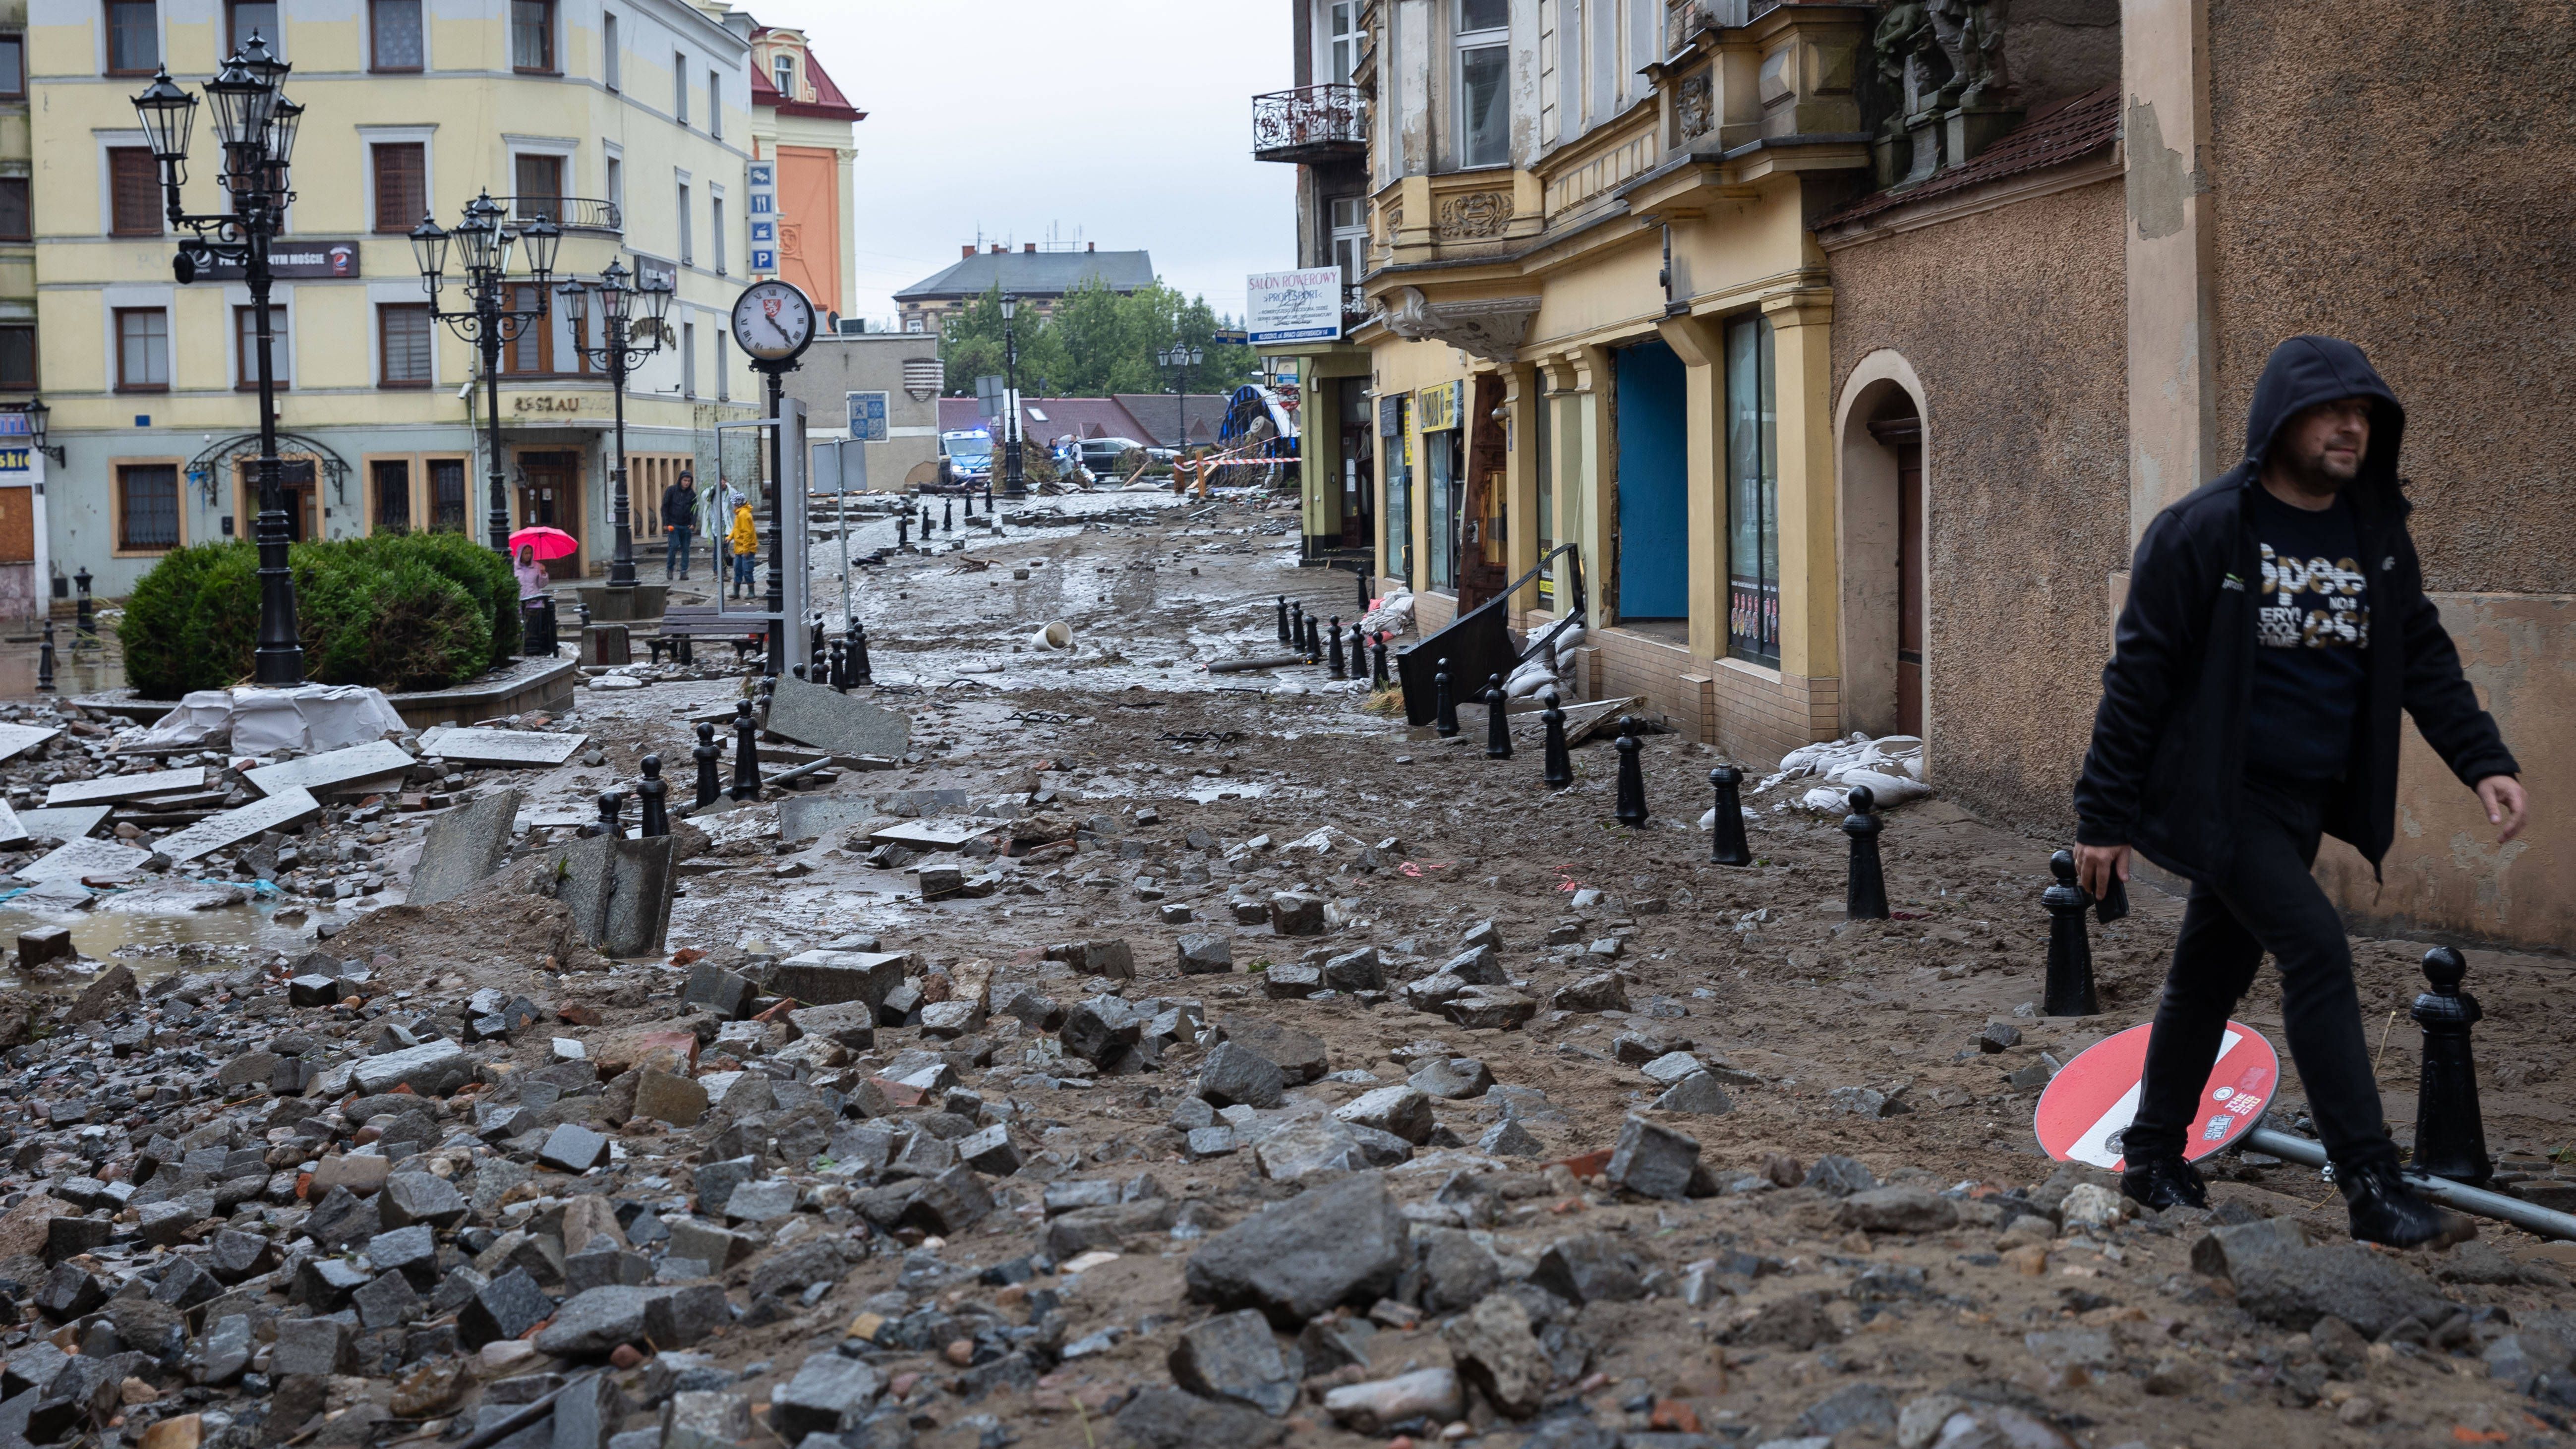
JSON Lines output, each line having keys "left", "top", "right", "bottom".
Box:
{"left": 2073, "top": 336, "right": 2517, "bottom": 882}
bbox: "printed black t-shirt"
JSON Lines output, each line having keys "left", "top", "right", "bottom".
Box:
{"left": 2248, "top": 485, "right": 2369, "bottom": 781}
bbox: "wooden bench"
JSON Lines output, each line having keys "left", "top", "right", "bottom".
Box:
{"left": 648, "top": 605, "right": 773, "bottom": 666}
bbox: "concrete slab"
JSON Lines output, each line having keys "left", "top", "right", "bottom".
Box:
{"left": 415, "top": 727, "right": 586, "bottom": 768}
{"left": 17, "top": 836, "right": 151, "bottom": 882}
{"left": 0, "top": 725, "right": 62, "bottom": 764}
{"left": 867, "top": 819, "right": 1000, "bottom": 852}
{"left": 558, "top": 834, "right": 676, "bottom": 958}
{"left": 0, "top": 800, "right": 25, "bottom": 849}
{"left": 151, "top": 788, "right": 324, "bottom": 864}
{"left": 409, "top": 789, "right": 525, "bottom": 908}
{"left": 244, "top": 740, "right": 416, "bottom": 799}
{"left": 16, "top": 806, "right": 110, "bottom": 843}
{"left": 764, "top": 676, "right": 910, "bottom": 758}
{"left": 777, "top": 796, "right": 880, "bottom": 843}
{"left": 44, "top": 767, "right": 208, "bottom": 808}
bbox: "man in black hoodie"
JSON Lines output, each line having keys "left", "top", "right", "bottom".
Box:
{"left": 661, "top": 470, "right": 697, "bottom": 582}
{"left": 2074, "top": 335, "right": 2526, "bottom": 1247}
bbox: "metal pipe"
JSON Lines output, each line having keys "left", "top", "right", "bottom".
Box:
{"left": 1204, "top": 654, "right": 1310, "bottom": 674}
{"left": 2239, "top": 1125, "right": 2576, "bottom": 1241}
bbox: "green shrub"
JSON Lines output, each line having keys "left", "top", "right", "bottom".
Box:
{"left": 117, "top": 531, "right": 522, "bottom": 696}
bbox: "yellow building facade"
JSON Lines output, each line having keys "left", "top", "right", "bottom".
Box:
{"left": 1355, "top": 0, "right": 1872, "bottom": 763}
{"left": 25, "top": 0, "right": 781, "bottom": 594}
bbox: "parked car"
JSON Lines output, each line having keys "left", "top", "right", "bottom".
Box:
{"left": 1077, "top": 437, "right": 1149, "bottom": 477}
{"left": 938, "top": 429, "right": 993, "bottom": 488}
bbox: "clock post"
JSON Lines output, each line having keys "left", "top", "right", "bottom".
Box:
{"left": 731, "top": 281, "right": 817, "bottom": 675}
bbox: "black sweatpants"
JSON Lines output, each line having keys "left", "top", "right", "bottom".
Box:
{"left": 2123, "top": 777, "right": 2397, "bottom": 1171}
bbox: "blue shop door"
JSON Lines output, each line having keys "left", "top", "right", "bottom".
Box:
{"left": 1615, "top": 339, "right": 1688, "bottom": 619}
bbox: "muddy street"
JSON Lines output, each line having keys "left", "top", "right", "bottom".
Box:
{"left": 0, "top": 493, "right": 2569, "bottom": 1449}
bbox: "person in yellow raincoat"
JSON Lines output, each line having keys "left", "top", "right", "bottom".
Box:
{"left": 728, "top": 500, "right": 757, "bottom": 598}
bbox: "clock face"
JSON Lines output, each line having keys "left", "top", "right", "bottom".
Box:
{"left": 731, "top": 281, "right": 816, "bottom": 363}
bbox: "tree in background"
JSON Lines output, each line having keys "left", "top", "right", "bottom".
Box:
{"left": 940, "top": 280, "right": 1258, "bottom": 407}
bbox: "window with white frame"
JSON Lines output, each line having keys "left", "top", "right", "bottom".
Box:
{"left": 1457, "top": 0, "right": 1509, "bottom": 168}
{"left": 711, "top": 194, "right": 725, "bottom": 275}
{"left": 1329, "top": 196, "right": 1367, "bottom": 285}
{"left": 602, "top": 11, "right": 618, "bottom": 89}
{"left": 772, "top": 53, "right": 794, "bottom": 97}
{"left": 1327, "top": 0, "right": 1358, "bottom": 85}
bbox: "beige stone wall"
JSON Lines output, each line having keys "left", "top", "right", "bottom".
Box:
{"left": 1824, "top": 178, "right": 2132, "bottom": 830}
{"left": 2203, "top": 0, "right": 2576, "bottom": 596}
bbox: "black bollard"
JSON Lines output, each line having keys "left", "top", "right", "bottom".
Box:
{"left": 1327, "top": 616, "right": 1346, "bottom": 678}
{"left": 578, "top": 598, "right": 592, "bottom": 630}
{"left": 942, "top": 498, "right": 953, "bottom": 532}
{"left": 810, "top": 613, "right": 826, "bottom": 677}
{"left": 693, "top": 722, "right": 722, "bottom": 809}
{"left": 1540, "top": 692, "right": 1573, "bottom": 788}
{"left": 592, "top": 790, "right": 626, "bottom": 839}
{"left": 1614, "top": 718, "right": 1648, "bottom": 826}
{"left": 1708, "top": 765, "right": 1753, "bottom": 866}
{"left": 849, "top": 624, "right": 874, "bottom": 686}
{"left": 638, "top": 756, "right": 669, "bottom": 838}
{"left": 756, "top": 675, "right": 775, "bottom": 720}
{"left": 73, "top": 568, "right": 93, "bottom": 644}
{"left": 2041, "top": 849, "right": 2098, "bottom": 1014}
{"left": 1484, "top": 675, "right": 1513, "bottom": 759}
{"left": 1371, "top": 632, "right": 1390, "bottom": 689}
{"left": 1276, "top": 595, "right": 1289, "bottom": 643}
{"left": 730, "top": 698, "right": 762, "bottom": 801}
{"left": 35, "top": 620, "right": 54, "bottom": 693}
{"left": 1843, "top": 785, "right": 1890, "bottom": 921}
{"left": 1356, "top": 568, "right": 1370, "bottom": 616}
{"left": 1303, "top": 614, "right": 1322, "bottom": 664}
{"left": 1289, "top": 599, "right": 1305, "bottom": 654}
{"left": 1432, "top": 657, "right": 1460, "bottom": 736}
{"left": 897, "top": 513, "right": 910, "bottom": 550}
{"left": 920, "top": 504, "right": 932, "bottom": 535}
{"left": 1349, "top": 621, "right": 1367, "bottom": 678}
{"left": 828, "top": 639, "right": 848, "bottom": 692}
{"left": 963, "top": 488, "right": 975, "bottom": 518}
{"left": 2411, "top": 946, "right": 2492, "bottom": 1185}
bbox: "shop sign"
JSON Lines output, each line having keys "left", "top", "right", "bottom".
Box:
{"left": 1247, "top": 268, "right": 1342, "bottom": 346}
{"left": 193, "top": 240, "right": 359, "bottom": 281}
{"left": 511, "top": 395, "right": 591, "bottom": 416}
{"left": 1416, "top": 380, "right": 1464, "bottom": 433}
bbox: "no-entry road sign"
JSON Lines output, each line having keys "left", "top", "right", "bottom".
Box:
{"left": 2035, "top": 1020, "right": 2281, "bottom": 1171}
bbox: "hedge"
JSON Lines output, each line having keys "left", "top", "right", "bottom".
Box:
{"left": 120, "top": 531, "right": 524, "bottom": 697}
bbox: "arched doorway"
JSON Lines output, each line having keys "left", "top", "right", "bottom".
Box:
{"left": 1836, "top": 353, "right": 1930, "bottom": 749}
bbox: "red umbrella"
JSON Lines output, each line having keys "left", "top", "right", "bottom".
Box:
{"left": 509, "top": 526, "right": 579, "bottom": 561}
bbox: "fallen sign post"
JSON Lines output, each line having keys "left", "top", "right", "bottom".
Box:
{"left": 2035, "top": 1019, "right": 2576, "bottom": 1242}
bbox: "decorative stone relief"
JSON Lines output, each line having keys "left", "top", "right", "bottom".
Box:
{"left": 1379, "top": 287, "right": 1542, "bottom": 364}
{"left": 1676, "top": 70, "right": 1715, "bottom": 142}
{"left": 1434, "top": 190, "right": 1514, "bottom": 240}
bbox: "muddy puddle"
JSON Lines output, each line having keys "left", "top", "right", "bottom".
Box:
{"left": 0, "top": 877, "right": 349, "bottom": 976}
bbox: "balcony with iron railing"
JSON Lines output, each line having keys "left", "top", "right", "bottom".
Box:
{"left": 1253, "top": 84, "right": 1368, "bottom": 164}
{"left": 498, "top": 196, "right": 623, "bottom": 234}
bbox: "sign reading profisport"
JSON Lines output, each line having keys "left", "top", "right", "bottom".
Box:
{"left": 1247, "top": 268, "right": 1344, "bottom": 346}
{"left": 2035, "top": 1019, "right": 2280, "bottom": 1171}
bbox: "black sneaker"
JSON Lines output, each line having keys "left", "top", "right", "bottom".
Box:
{"left": 2339, "top": 1159, "right": 2476, "bottom": 1249}
{"left": 2120, "top": 1155, "right": 2209, "bottom": 1211}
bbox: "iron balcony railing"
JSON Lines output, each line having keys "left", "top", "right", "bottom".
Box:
{"left": 1253, "top": 83, "right": 1369, "bottom": 162}
{"left": 497, "top": 196, "right": 623, "bottom": 234}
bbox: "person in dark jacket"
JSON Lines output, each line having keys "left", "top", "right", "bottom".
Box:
{"left": 2074, "top": 335, "right": 2526, "bottom": 1248}
{"left": 661, "top": 471, "right": 698, "bottom": 581}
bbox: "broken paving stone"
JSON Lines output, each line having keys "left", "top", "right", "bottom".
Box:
{"left": 377, "top": 1171, "right": 468, "bottom": 1229}
{"left": 1980, "top": 1022, "right": 2023, "bottom": 1053}
{"left": 538, "top": 1123, "right": 611, "bottom": 1173}
{"left": 1185, "top": 1170, "right": 1407, "bottom": 1327}
{"left": 1530, "top": 1234, "right": 1647, "bottom": 1305}
{"left": 644, "top": 1282, "right": 730, "bottom": 1346}
{"left": 1445, "top": 1291, "right": 1551, "bottom": 1419}
{"left": 1652, "top": 1071, "right": 1736, "bottom": 1116}
{"left": 270, "top": 1316, "right": 356, "bottom": 1377}
{"left": 459, "top": 1268, "right": 556, "bottom": 1348}
{"left": 1838, "top": 1186, "right": 1960, "bottom": 1234}
{"left": 1176, "top": 934, "right": 1234, "bottom": 975}
{"left": 1114, "top": 1388, "right": 1289, "bottom": 1449}
{"left": 352, "top": 1040, "right": 473, "bottom": 1096}
{"left": 1798, "top": 1382, "right": 1898, "bottom": 1439}
{"left": 532, "top": 1285, "right": 658, "bottom": 1358}
{"left": 633, "top": 1069, "right": 711, "bottom": 1129}
{"left": 680, "top": 963, "right": 760, "bottom": 1019}
{"left": 661, "top": 1391, "right": 755, "bottom": 1449}
{"left": 1321, "top": 946, "right": 1384, "bottom": 992}
{"left": 1186, "top": 1126, "right": 1240, "bottom": 1160}
{"left": 1407, "top": 1056, "right": 1493, "bottom": 1101}
{"left": 1549, "top": 972, "right": 1630, "bottom": 1013}
{"left": 1803, "top": 1155, "right": 1879, "bottom": 1198}
{"left": 768, "top": 1351, "right": 886, "bottom": 1440}
{"left": 1333, "top": 1086, "right": 1435, "bottom": 1145}
{"left": 1197, "top": 1041, "right": 1286, "bottom": 1109}
{"left": 1261, "top": 963, "right": 1322, "bottom": 999}
{"left": 1605, "top": 1113, "right": 1702, "bottom": 1201}
{"left": 1220, "top": 1020, "right": 1330, "bottom": 1083}
{"left": 1322, "top": 1367, "right": 1462, "bottom": 1436}
{"left": 723, "top": 1179, "right": 801, "bottom": 1223}
{"left": 1060, "top": 995, "right": 1143, "bottom": 1063}
{"left": 1268, "top": 893, "right": 1327, "bottom": 936}
{"left": 1478, "top": 1120, "right": 1543, "bottom": 1157}
{"left": 352, "top": 1269, "right": 424, "bottom": 1330}
{"left": 1441, "top": 986, "right": 1537, "bottom": 1031}
{"left": 1168, "top": 1308, "right": 1303, "bottom": 1417}
{"left": 1050, "top": 938, "right": 1136, "bottom": 979}
{"left": 955, "top": 1124, "right": 1023, "bottom": 1176}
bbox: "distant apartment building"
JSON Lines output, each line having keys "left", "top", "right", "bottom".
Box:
{"left": 893, "top": 244, "right": 1154, "bottom": 337}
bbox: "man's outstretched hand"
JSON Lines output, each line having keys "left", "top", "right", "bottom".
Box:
{"left": 2476, "top": 775, "right": 2528, "bottom": 844}
{"left": 2074, "top": 842, "right": 2131, "bottom": 902}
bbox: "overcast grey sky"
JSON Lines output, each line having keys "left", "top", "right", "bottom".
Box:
{"left": 752, "top": 0, "right": 1301, "bottom": 328}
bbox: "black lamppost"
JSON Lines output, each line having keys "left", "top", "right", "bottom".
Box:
{"left": 999, "top": 292, "right": 1025, "bottom": 500}
{"left": 1157, "top": 343, "right": 1202, "bottom": 463}
{"left": 555, "top": 261, "right": 675, "bottom": 590}
{"left": 408, "top": 193, "right": 563, "bottom": 557}
{"left": 131, "top": 36, "right": 308, "bottom": 686}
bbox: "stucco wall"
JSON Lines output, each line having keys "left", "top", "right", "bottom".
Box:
{"left": 1825, "top": 178, "right": 2130, "bottom": 830}
{"left": 2204, "top": 0, "right": 2576, "bottom": 596}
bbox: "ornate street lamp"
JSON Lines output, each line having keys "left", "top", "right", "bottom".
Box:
{"left": 131, "top": 37, "right": 306, "bottom": 686}
{"left": 999, "top": 292, "right": 1024, "bottom": 500}
{"left": 1157, "top": 343, "right": 1204, "bottom": 465}
{"left": 557, "top": 260, "right": 675, "bottom": 590}
{"left": 411, "top": 192, "right": 561, "bottom": 561}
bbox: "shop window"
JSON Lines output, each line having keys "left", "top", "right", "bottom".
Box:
{"left": 1725, "top": 313, "right": 1779, "bottom": 664}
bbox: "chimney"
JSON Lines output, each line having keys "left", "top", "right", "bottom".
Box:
{"left": 1087, "top": 242, "right": 1095, "bottom": 252}
{"left": 960, "top": 244, "right": 975, "bottom": 259}
{"left": 1024, "top": 242, "right": 1037, "bottom": 253}
{"left": 989, "top": 243, "right": 1004, "bottom": 255}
